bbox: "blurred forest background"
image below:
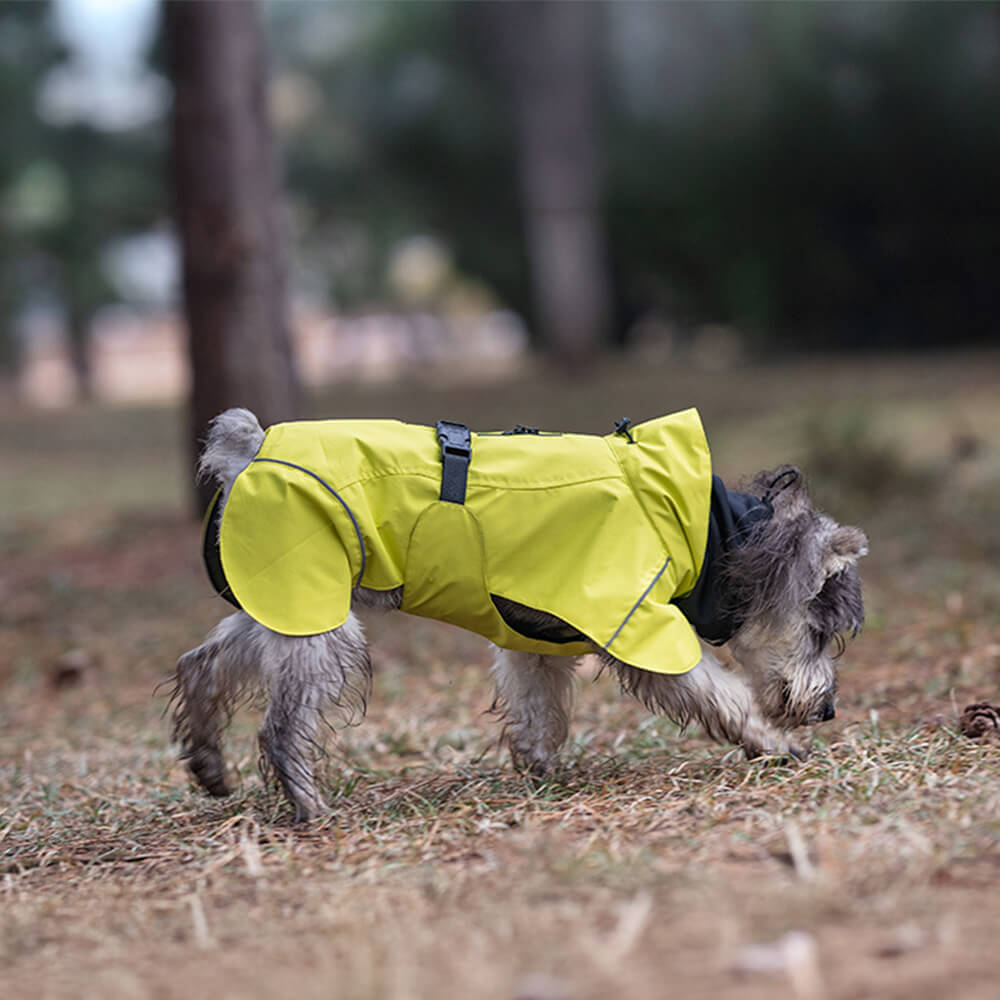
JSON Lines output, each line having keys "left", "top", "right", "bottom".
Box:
{"left": 1, "top": 0, "right": 998, "bottom": 417}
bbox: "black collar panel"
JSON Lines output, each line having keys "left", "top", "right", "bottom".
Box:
{"left": 674, "top": 475, "right": 772, "bottom": 644}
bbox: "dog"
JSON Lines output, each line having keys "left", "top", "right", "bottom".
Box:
{"left": 171, "top": 407, "right": 867, "bottom": 821}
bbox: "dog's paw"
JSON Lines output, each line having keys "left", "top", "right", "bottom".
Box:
{"left": 292, "top": 798, "right": 326, "bottom": 824}
{"left": 509, "top": 746, "right": 557, "bottom": 779}
{"left": 740, "top": 720, "right": 808, "bottom": 763}
{"left": 187, "top": 747, "right": 232, "bottom": 797}
{"left": 512, "top": 756, "right": 552, "bottom": 779}
{"left": 743, "top": 742, "right": 809, "bottom": 765}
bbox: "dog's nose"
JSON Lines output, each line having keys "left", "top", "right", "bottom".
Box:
{"left": 819, "top": 698, "right": 836, "bottom": 722}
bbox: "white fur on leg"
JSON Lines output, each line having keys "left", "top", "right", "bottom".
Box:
{"left": 610, "top": 648, "right": 802, "bottom": 758}
{"left": 490, "top": 648, "right": 578, "bottom": 774}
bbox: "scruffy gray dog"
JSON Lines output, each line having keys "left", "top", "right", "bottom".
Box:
{"left": 172, "top": 408, "right": 867, "bottom": 821}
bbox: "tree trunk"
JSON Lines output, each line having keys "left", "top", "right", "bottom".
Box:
{"left": 164, "top": 0, "right": 300, "bottom": 512}
{"left": 476, "top": 1, "right": 611, "bottom": 369}
{"left": 66, "top": 303, "right": 93, "bottom": 401}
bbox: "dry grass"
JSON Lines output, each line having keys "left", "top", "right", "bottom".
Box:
{"left": 1, "top": 353, "right": 999, "bottom": 999}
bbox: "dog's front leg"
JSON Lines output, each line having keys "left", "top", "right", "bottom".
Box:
{"left": 612, "top": 650, "right": 804, "bottom": 759}
{"left": 172, "top": 612, "right": 268, "bottom": 798}
{"left": 257, "top": 613, "right": 372, "bottom": 822}
{"left": 490, "top": 648, "right": 578, "bottom": 775}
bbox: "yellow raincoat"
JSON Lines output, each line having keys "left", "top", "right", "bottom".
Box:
{"left": 209, "top": 409, "right": 713, "bottom": 675}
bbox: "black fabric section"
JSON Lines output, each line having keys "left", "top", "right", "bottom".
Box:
{"left": 202, "top": 489, "right": 242, "bottom": 610}
{"left": 436, "top": 420, "right": 471, "bottom": 504}
{"left": 674, "top": 475, "right": 772, "bottom": 644}
{"left": 491, "top": 594, "right": 588, "bottom": 644}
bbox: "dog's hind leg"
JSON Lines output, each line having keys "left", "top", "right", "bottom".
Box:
{"left": 257, "top": 612, "right": 372, "bottom": 822}
{"left": 172, "top": 612, "right": 267, "bottom": 798}
{"left": 610, "top": 650, "right": 802, "bottom": 759}
{"left": 491, "top": 648, "right": 578, "bottom": 775}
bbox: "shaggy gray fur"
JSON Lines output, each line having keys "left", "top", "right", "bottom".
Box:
{"left": 197, "top": 407, "right": 266, "bottom": 503}
{"left": 171, "top": 409, "right": 867, "bottom": 821}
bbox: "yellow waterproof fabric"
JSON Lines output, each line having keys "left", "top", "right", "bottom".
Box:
{"left": 215, "top": 409, "right": 712, "bottom": 674}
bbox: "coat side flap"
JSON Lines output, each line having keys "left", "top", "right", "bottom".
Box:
{"left": 219, "top": 461, "right": 359, "bottom": 636}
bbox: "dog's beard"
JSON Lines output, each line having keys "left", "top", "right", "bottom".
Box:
{"left": 729, "top": 624, "right": 838, "bottom": 729}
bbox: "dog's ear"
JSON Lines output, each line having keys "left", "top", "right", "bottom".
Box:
{"left": 823, "top": 525, "right": 868, "bottom": 576}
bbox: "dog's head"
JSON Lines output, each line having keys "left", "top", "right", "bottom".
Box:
{"left": 721, "top": 467, "right": 868, "bottom": 729}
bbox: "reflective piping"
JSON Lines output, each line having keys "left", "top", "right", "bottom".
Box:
{"left": 605, "top": 556, "right": 671, "bottom": 649}
{"left": 251, "top": 457, "right": 367, "bottom": 585}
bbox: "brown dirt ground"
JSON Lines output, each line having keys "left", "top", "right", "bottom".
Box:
{"left": 2, "top": 353, "right": 999, "bottom": 999}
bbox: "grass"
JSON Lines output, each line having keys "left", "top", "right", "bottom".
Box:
{"left": 1, "top": 351, "right": 999, "bottom": 999}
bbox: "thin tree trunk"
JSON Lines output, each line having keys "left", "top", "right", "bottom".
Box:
{"left": 476, "top": 1, "right": 611, "bottom": 369}
{"left": 66, "top": 304, "right": 93, "bottom": 401}
{"left": 164, "top": 0, "right": 299, "bottom": 512}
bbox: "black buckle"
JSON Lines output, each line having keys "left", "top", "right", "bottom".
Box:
{"left": 436, "top": 420, "right": 471, "bottom": 504}
{"left": 614, "top": 417, "right": 636, "bottom": 444}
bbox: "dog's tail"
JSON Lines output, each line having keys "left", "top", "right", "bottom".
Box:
{"left": 197, "top": 408, "right": 266, "bottom": 490}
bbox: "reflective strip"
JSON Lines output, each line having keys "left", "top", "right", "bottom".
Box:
{"left": 605, "top": 556, "right": 671, "bottom": 649}
{"left": 251, "top": 457, "right": 367, "bottom": 585}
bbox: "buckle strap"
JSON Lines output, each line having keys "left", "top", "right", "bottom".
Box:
{"left": 436, "top": 420, "right": 471, "bottom": 504}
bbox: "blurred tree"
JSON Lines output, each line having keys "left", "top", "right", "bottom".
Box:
{"left": 165, "top": 0, "right": 299, "bottom": 510}
{"left": 269, "top": 1, "right": 612, "bottom": 364}
{"left": 35, "top": 122, "right": 164, "bottom": 395}
{"left": 268, "top": 1, "right": 617, "bottom": 364}
{"left": 0, "top": 1, "right": 61, "bottom": 373}
{"left": 0, "top": 0, "right": 165, "bottom": 390}
{"left": 472, "top": 0, "right": 611, "bottom": 368}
